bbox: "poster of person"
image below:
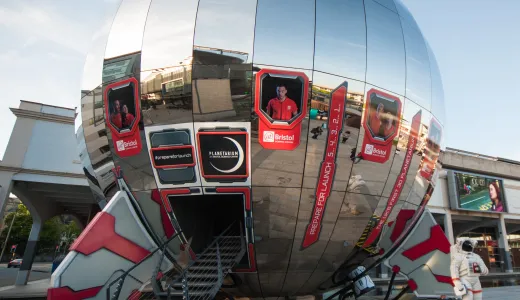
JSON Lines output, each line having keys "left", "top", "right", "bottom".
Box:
{"left": 104, "top": 78, "right": 142, "bottom": 157}
{"left": 107, "top": 86, "right": 137, "bottom": 131}
{"left": 455, "top": 172, "right": 507, "bottom": 213}
{"left": 360, "top": 89, "right": 402, "bottom": 163}
{"left": 259, "top": 73, "right": 304, "bottom": 123}
{"left": 255, "top": 69, "right": 308, "bottom": 150}
{"left": 420, "top": 118, "right": 442, "bottom": 180}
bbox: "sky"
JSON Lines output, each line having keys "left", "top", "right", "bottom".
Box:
{"left": 1, "top": 0, "right": 520, "bottom": 161}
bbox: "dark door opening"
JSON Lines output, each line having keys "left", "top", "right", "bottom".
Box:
{"left": 169, "top": 194, "right": 249, "bottom": 267}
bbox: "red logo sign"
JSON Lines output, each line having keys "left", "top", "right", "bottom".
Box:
{"left": 301, "top": 83, "right": 347, "bottom": 249}
{"left": 104, "top": 77, "right": 142, "bottom": 158}
{"left": 254, "top": 69, "right": 309, "bottom": 151}
{"left": 360, "top": 89, "right": 402, "bottom": 164}
{"left": 363, "top": 110, "right": 422, "bottom": 247}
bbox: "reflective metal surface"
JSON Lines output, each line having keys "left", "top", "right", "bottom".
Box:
{"left": 314, "top": 0, "right": 366, "bottom": 81}
{"left": 140, "top": 0, "right": 198, "bottom": 125}
{"left": 194, "top": 0, "right": 256, "bottom": 65}
{"left": 365, "top": 0, "right": 406, "bottom": 96}
{"left": 104, "top": 0, "right": 151, "bottom": 59}
{"left": 77, "top": 0, "right": 447, "bottom": 297}
{"left": 402, "top": 18, "right": 432, "bottom": 110}
{"left": 253, "top": 0, "right": 315, "bottom": 69}
{"left": 426, "top": 41, "right": 446, "bottom": 126}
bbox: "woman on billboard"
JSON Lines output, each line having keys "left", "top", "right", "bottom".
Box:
{"left": 488, "top": 182, "right": 504, "bottom": 212}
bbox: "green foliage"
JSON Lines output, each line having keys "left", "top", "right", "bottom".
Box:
{"left": 0, "top": 204, "right": 82, "bottom": 258}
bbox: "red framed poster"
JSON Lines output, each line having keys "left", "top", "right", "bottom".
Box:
{"left": 420, "top": 117, "right": 442, "bottom": 180}
{"left": 360, "top": 89, "right": 402, "bottom": 163}
{"left": 301, "top": 82, "right": 347, "bottom": 249}
{"left": 104, "top": 77, "right": 142, "bottom": 157}
{"left": 254, "top": 69, "right": 309, "bottom": 151}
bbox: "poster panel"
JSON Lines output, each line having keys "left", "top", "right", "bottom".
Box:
{"left": 144, "top": 123, "right": 202, "bottom": 191}
{"left": 255, "top": 69, "right": 309, "bottom": 150}
{"left": 104, "top": 77, "right": 142, "bottom": 157}
{"left": 301, "top": 82, "right": 347, "bottom": 249}
{"left": 194, "top": 122, "right": 251, "bottom": 187}
{"left": 360, "top": 89, "right": 402, "bottom": 163}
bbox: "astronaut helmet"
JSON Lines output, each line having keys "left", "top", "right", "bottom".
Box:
{"left": 456, "top": 237, "right": 478, "bottom": 253}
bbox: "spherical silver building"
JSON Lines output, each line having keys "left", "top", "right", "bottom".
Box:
{"left": 58, "top": 0, "right": 446, "bottom": 299}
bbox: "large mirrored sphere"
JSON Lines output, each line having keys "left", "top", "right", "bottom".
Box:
{"left": 79, "top": 0, "right": 445, "bottom": 297}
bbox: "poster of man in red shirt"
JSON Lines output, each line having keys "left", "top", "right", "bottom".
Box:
{"left": 266, "top": 84, "right": 298, "bottom": 121}
{"left": 260, "top": 75, "right": 303, "bottom": 123}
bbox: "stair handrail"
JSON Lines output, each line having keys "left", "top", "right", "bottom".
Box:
{"left": 106, "top": 230, "right": 183, "bottom": 300}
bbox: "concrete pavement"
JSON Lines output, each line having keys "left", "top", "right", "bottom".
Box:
{"left": 0, "top": 263, "right": 51, "bottom": 274}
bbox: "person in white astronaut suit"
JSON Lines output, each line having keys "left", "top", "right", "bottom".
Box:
{"left": 450, "top": 238, "right": 489, "bottom": 300}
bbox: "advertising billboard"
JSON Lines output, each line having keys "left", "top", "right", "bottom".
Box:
{"left": 452, "top": 171, "right": 507, "bottom": 213}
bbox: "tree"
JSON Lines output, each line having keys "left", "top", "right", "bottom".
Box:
{"left": 0, "top": 204, "right": 83, "bottom": 259}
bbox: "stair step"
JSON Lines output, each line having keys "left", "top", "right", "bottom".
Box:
{"left": 156, "top": 290, "right": 210, "bottom": 297}
{"left": 171, "top": 281, "right": 217, "bottom": 288}
{"left": 187, "top": 273, "right": 219, "bottom": 279}
{"left": 190, "top": 265, "right": 221, "bottom": 271}
{"left": 194, "top": 258, "right": 236, "bottom": 264}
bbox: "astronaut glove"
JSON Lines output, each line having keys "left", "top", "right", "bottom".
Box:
{"left": 453, "top": 280, "right": 466, "bottom": 296}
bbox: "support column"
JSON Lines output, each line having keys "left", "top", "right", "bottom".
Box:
{"left": 15, "top": 219, "right": 42, "bottom": 285}
{"left": 0, "top": 172, "right": 14, "bottom": 222}
{"left": 379, "top": 263, "right": 389, "bottom": 279}
{"left": 443, "top": 213, "right": 454, "bottom": 244}
{"left": 496, "top": 215, "right": 513, "bottom": 273}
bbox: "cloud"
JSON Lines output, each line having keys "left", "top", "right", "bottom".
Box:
{"left": 0, "top": 3, "right": 93, "bottom": 54}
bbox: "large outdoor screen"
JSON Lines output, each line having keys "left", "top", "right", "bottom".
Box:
{"left": 454, "top": 171, "right": 507, "bottom": 213}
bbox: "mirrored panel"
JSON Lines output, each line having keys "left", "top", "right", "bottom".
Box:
{"left": 284, "top": 188, "right": 346, "bottom": 293}
{"left": 104, "top": 0, "right": 151, "bottom": 59}
{"left": 303, "top": 72, "right": 365, "bottom": 193}
{"left": 251, "top": 65, "right": 312, "bottom": 188}
{"left": 426, "top": 41, "right": 446, "bottom": 126}
{"left": 193, "top": 0, "right": 257, "bottom": 65}
{"left": 314, "top": 0, "right": 366, "bottom": 81}
{"left": 365, "top": 0, "right": 406, "bottom": 96}
{"left": 347, "top": 84, "right": 404, "bottom": 196}
{"left": 141, "top": 65, "right": 193, "bottom": 125}
{"left": 192, "top": 64, "right": 252, "bottom": 122}
{"left": 394, "top": 0, "right": 420, "bottom": 29}
{"left": 141, "top": 0, "right": 198, "bottom": 71}
{"left": 381, "top": 99, "right": 431, "bottom": 201}
{"left": 253, "top": 0, "right": 315, "bottom": 69}
{"left": 402, "top": 19, "right": 432, "bottom": 110}
{"left": 373, "top": 0, "right": 397, "bottom": 13}
{"left": 140, "top": 0, "right": 198, "bottom": 125}
{"left": 253, "top": 186, "right": 299, "bottom": 277}
{"left": 103, "top": 52, "right": 158, "bottom": 191}
{"left": 82, "top": 86, "right": 118, "bottom": 201}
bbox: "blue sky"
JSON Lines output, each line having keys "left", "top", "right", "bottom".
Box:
{"left": 1, "top": 0, "right": 519, "bottom": 161}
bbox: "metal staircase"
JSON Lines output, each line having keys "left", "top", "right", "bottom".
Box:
{"left": 152, "top": 222, "right": 246, "bottom": 300}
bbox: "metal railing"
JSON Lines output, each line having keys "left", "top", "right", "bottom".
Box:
{"left": 106, "top": 231, "right": 183, "bottom": 300}
{"left": 150, "top": 221, "right": 246, "bottom": 300}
